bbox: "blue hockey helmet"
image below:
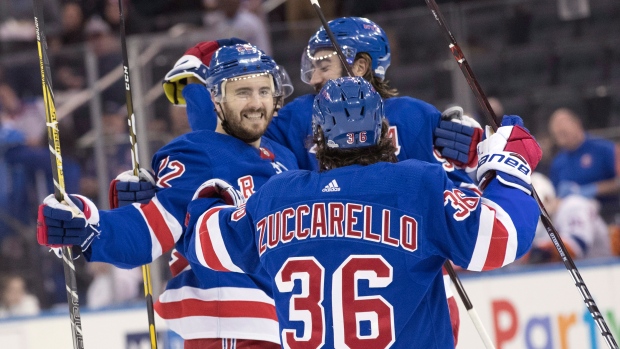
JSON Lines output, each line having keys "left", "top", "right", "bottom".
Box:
{"left": 312, "top": 77, "right": 384, "bottom": 149}
{"left": 302, "top": 17, "right": 391, "bottom": 83}
{"left": 206, "top": 44, "right": 282, "bottom": 101}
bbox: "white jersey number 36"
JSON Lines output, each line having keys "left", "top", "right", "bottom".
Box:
{"left": 275, "top": 255, "right": 395, "bottom": 349}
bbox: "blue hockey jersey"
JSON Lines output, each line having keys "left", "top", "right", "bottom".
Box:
{"left": 267, "top": 93, "right": 473, "bottom": 184}
{"left": 185, "top": 161, "right": 540, "bottom": 348}
{"left": 184, "top": 86, "right": 473, "bottom": 185}
{"left": 83, "top": 130, "right": 298, "bottom": 342}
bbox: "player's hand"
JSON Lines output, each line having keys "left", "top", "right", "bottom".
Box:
{"left": 163, "top": 38, "right": 249, "bottom": 105}
{"left": 109, "top": 169, "right": 157, "bottom": 209}
{"left": 476, "top": 115, "right": 542, "bottom": 193}
{"left": 192, "top": 178, "right": 245, "bottom": 207}
{"left": 434, "top": 106, "right": 482, "bottom": 173}
{"left": 557, "top": 181, "right": 597, "bottom": 199}
{"left": 37, "top": 194, "right": 100, "bottom": 252}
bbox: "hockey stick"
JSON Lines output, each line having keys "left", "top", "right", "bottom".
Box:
{"left": 117, "top": 1, "right": 158, "bottom": 348}
{"left": 306, "top": 1, "right": 495, "bottom": 347}
{"left": 424, "top": 1, "right": 619, "bottom": 348}
{"left": 309, "top": 0, "right": 355, "bottom": 77}
{"left": 444, "top": 263, "right": 495, "bottom": 348}
{"left": 33, "top": 1, "right": 85, "bottom": 348}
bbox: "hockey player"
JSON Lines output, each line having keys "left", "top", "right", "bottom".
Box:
{"left": 161, "top": 21, "right": 481, "bottom": 343}
{"left": 37, "top": 44, "right": 297, "bottom": 348}
{"left": 183, "top": 77, "right": 542, "bottom": 348}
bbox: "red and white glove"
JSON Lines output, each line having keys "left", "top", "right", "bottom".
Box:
{"left": 476, "top": 116, "right": 542, "bottom": 194}
{"left": 37, "top": 194, "right": 100, "bottom": 252}
{"left": 108, "top": 168, "right": 157, "bottom": 209}
{"left": 192, "top": 178, "right": 245, "bottom": 207}
{"left": 163, "top": 38, "right": 249, "bottom": 105}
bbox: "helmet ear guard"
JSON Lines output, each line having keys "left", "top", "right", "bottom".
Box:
{"left": 312, "top": 76, "right": 384, "bottom": 149}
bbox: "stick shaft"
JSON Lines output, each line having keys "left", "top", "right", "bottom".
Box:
{"left": 444, "top": 262, "right": 496, "bottom": 349}
{"left": 34, "top": 1, "right": 85, "bottom": 347}
{"left": 427, "top": 2, "right": 618, "bottom": 348}
{"left": 117, "top": 2, "right": 158, "bottom": 347}
{"left": 309, "top": 0, "right": 354, "bottom": 77}
{"left": 118, "top": 0, "right": 141, "bottom": 176}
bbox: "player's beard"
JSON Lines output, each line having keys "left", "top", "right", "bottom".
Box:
{"left": 221, "top": 105, "right": 273, "bottom": 144}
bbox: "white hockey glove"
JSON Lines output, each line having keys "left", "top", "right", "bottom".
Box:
{"left": 163, "top": 55, "right": 208, "bottom": 106}
{"left": 37, "top": 194, "right": 100, "bottom": 252}
{"left": 476, "top": 115, "right": 542, "bottom": 194}
{"left": 163, "top": 38, "right": 249, "bottom": 106}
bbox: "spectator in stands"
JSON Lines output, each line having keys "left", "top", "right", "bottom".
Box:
{"left": 203, "top": 0, "right": 272, "bottom": 54}
{"left": 101, "top": 0, "right": 151, "bottom": 35}
{"left": 86, "top": 262, "right": 142, "bottom": 309}
{"left": 79, "top": 102, "right": 132, "bottom": 201}
{"left": 0, "top": 122, "right": 25, "bottom": 242}
{"left": 59, "top": 1, "right": 86, "bottom": 46}
{"left": 0, "top": 0, "right": 61, "bottom": 54}
{"left": 0, "top": 274, "right": 39, "bottom": 318}
{"left": 0, "top": 83, "right": 46, "bottom": 146}
{"left": 528, "top": 172, "right": 612, "bottom": 263}
{"left": 548, "top": 107, "right": 620, "bottom": 220}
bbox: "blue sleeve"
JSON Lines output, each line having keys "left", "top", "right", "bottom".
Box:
{"left": 85, "top": 143, "right": 213, "bottom": 268}
{"left": 184, "top": 84, "right": 217, "bottom": 131}
{"left": 265, "top": 95, "right": 318, "bottom": 170}
{"left": 427, "top": 168, "right": 539, "bottom": 271}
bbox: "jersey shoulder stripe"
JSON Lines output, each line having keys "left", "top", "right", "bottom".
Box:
{"left": 196, "top": 206, "right": 243, "bottom": 273}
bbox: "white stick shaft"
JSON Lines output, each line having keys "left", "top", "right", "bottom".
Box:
{"left": 467, "top": 308, "right": 496, "bottom": 349}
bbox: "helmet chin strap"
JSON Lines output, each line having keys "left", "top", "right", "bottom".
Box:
{"left": 215, "top": 102, "right": 234, "bottom": 138}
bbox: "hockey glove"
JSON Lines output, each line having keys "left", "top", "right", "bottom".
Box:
{"left": 37, "top": 194, "right": 100, "bottom": 252}
{"left": 476, "top": 115, "right": 542, "bottom": 194}
{"left": 434, "top": 106, "right": 483, "bottom": 173}
{"left": 163, "top": 38, "right": 249, "bottom": 105}
{"left": 192, "top": 178, "right": 245, "bottom": 207}
{"left": 109, "top": 168, "right": 157, "bottom": 209}
{"left": 557, "top": 181, "right": 597, "bottom": 199}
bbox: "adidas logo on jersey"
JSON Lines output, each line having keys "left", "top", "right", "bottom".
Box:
{"left": 322, "top": 180, "right": 341, "bottom": 192}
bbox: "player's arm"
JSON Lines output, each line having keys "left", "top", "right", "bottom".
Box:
{"left": 435, "top": 116, "right": 542, "bottom": 271}
{"left": 184, "top": 179, "right": 262, "bottom": 275}
{"left": 38, "top": 148, "right": 207, "bottom": 268}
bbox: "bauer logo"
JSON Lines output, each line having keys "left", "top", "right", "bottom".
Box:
{"left": 478, "top": 152, "right": 530, "bottom": 176}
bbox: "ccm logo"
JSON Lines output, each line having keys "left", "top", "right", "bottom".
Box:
{"left": 478, "top": 153, "right": 530, "bottom": 175}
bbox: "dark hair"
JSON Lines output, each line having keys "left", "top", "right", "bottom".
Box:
{"left": 356, "top": 53, "right": 398, "bottom": 99}
{"left": 313, "top": 119, "right": 397, "bottom": 171}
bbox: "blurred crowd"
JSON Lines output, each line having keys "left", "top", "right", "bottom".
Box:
{"left": 0, "top": 0, "right": 618, "bottom": 319}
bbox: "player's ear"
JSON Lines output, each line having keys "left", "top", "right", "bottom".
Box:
{"left": 352, "top": 56, "right": 370, "bottom": 77}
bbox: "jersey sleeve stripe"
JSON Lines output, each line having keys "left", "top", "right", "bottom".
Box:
{"left": 467, "top": 198, "right": 518, "bottom": 271}
{"left": 169, "top": 249, "right": 191, "bottom": 277}
{"left": 158, "top": 285, "right": 275, "bottom": 305}
{"left": 157, "top": 316, "right": 281, "bottom": 344}
{"left": 136, "top": 197, "right": 182, "bottom": 258}
{"left": 196, "top": 207, "right": 244, "bottom": 273}
{"left": 155, "top": 298, "right": 277, "bottom": 320}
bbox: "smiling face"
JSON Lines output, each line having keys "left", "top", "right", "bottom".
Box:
{"left": 215, "top": 74, "right": 276, "bottom": 146}
{"left": 308, "top": 49, "right": 345, "bottom": 92}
